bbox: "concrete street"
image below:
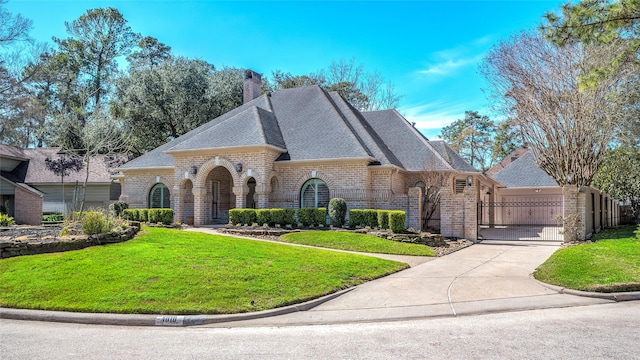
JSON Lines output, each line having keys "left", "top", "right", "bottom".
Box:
{"left": 1, "top": 302, "right": 639, "bottom": 359}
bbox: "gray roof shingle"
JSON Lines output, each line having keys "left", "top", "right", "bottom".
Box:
{"left": 491, "top": 150, "right": 558, "bottom": 188}
{"left": 119, "top": 84, "right": 477, "bottom": 173}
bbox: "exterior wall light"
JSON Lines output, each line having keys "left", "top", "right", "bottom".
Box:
{"left": 235, "top": 163, "right": 243, "bottom": 172}
{"left": 191, "top": 165, "right": 198, "bottom": 175}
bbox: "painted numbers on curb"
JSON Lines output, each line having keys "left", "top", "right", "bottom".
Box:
{"left": 155, "top": 316, "right": 185, "bottom": 326}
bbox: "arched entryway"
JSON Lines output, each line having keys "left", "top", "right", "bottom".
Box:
{"left": 246, "top": 177, "right": 256, "bottom": 208}
{"left": 204, "top": 166, "right": 235, "bottom": 224}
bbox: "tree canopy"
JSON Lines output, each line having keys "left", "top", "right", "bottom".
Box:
{"left": 439, "top": 111, "right": 496, "bottom": 172}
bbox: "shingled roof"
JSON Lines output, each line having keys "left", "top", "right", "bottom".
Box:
{"left": 119, "top": 85, "right": 477, "bottom": 173}
{"left": 489, "top": 149, "right": 558, "bottom": 188}
{"left": 0, "top": 145, "right": 115, "bottom": 184}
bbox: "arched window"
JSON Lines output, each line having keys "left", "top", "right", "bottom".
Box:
{"left": 149, "top": 183, "right": 170, "bottom": 208}
{"left": 300, "top": 178, "right": 329, "bottom": 208}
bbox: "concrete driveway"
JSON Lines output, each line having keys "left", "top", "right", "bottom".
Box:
{"left": 213, "top": 239, "right": 613, "bottom": 327}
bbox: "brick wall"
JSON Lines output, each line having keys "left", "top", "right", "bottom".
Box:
{"left": 14, "top": 186, "right": 42, "bottom": 225}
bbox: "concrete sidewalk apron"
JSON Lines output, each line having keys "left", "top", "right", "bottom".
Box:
{"left": 208, "top": 240, "right": 613, "bottom": 327}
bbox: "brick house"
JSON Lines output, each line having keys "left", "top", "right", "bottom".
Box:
{"left": 0, "top": 145, "right": 121, "bottom": 225}
{"left": 116, "top": 70, "right": 489, "bottom": 239}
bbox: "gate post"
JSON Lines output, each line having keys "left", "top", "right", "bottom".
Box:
{"left": 464, "top": 185, "right": 478, "bottom": 241}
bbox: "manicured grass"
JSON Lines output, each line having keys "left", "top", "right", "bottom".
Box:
{"left": 534, "top": 225, "right": 640, "bottom": 292}
{"left": 278, "top": 231, "right": 436, "bottom": 256}
{"left": 0, "top": 227, "right": 407, "bottom": 314}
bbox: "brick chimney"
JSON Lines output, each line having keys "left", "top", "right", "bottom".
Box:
{"left": 243, "top": 69, "right": 262, "bottom": 103}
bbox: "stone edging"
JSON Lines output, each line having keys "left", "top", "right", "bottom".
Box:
{"left": 0, "top": 287, "right": 354, "bottom": 327}
{"left": 531, "top": 276, "right": 640, "bottom": 302}
{"left": 0, "top": 222, "right": 141, "bottom": 259}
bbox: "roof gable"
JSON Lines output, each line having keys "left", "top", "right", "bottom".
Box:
{"left": 491, "top": 150, "right": 558, "bottom": 188}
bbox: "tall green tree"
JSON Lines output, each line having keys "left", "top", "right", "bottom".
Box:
{"left": 543, "top": 0, "right": 640, "bottom": 76}
{"left": 439, "top": 111, "right": 495, "bottom": 172}
{"left": 593, "top": 145, "right": 640, "bottom": 223}
{"left": 112, "top": 59, "right": 244, "bottom": 154}
{"left": 53, "top": 7, "right": 139, "bottom": 116}
{"left": 491, "top": 119, "right": 523, "bottom": 164}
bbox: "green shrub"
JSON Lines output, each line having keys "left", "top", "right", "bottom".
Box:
{"left": 377, "top": 210, "right": 390, "bottom": 230}
{"left": 137, "top": 209, "right": 148, "bottom": 222}
{"left": 328, "top": 198, "right": 347, "bottom": 227}
{"left": 297, "top": 208, "right": 316, "bottom": 227}
{"left": 229, "top": 209, "right": 242, "bottom": 225}
{"left": 0, "top": 213, "right": 16, "bottom": 226}
{"left": 235, "top": 209, "right": 257, "bottom": 225}
{"left": 42, "top": 212, "right": 64, "bottom": 222}
{"left": 315, "top": 208, "right": 327, "bottom": 226}
{"left": 122, "top": 209, "right": 136, "bottom": 221}
{"left": 256, "top": 209, "right": 272, "bottom": 226}
{"left": 109, "top": 201, "right": 129, "bottom": 217}
{"left": 389, "top": 210, "right": 406, "bottom": 233}
{"left": 270, "top": 209, "right": 285, "bottom": 225}
{"left": 282, "top": 208, "right": 295, "bottom": 226}
{"left": 81, "top": 211, "right": 113, "bottom": 235}
{"left": 148, "top": 209, "right": 174, "bottom": 224}
{"left": 363, "top": 209, "right": 379, "bottom": 228}
{"left": 348, "top": 209, "right": 364, "bottom": 227}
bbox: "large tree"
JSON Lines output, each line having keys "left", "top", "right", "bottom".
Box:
{"left": 439, "top": 111, "right": 495, "bottom": 172}
{"left": 481, "top": 31, "right": 630, "bottom": 187}
{"left": 112, "top": 59, "right": 244, "bottom": 154}
{"left": 543, "top": 0, "right": 640, "bottom": 72}
{"left": 53, "top": 7, "right": 139, "bottom": 116}
{"left": 269, "top": 57, "right": 401, "bottom": 111}
{"left": 593, "top": 145, "right": 640, "bottom": 223}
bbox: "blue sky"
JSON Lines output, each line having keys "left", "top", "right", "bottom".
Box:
{"left": 7, "top": 0, "right": 565, "bottom": 139}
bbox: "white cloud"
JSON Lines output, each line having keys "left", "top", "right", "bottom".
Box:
{"left": 417, "top": 57, "right": 480, "bottom": 76}
{"left": 400, "top": 101, "right": 468, "bottom": 134}
{"left": 417, "top": 36, "right": 492, "bottom": 77}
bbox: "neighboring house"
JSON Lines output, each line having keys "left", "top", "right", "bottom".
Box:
{"left": 117, "top": 70, "right": 491, "bottom": 239}
{"left": 0, "top": 144, "right": 121, "bottom": 225}
{"left": 482, "top": 148, "right": 622, "bottom": 240}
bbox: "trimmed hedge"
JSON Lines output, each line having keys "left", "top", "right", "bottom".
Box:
{"left": 377, "top": 210, "right": 390, "bottom": 230}
{"left": 122, "top": 208, "right": 173, "bottom": 224}
{"left": 348, "top": 209, "right": 406, "bottom": 232}
{"left": 229, "top": 209, "right": 258, "bottom": 225}
{"left": 389, "top": 210, "right": 406, "bottom": 233}
{"left": 298, "top": 207, "right": 327, "bottom": 227}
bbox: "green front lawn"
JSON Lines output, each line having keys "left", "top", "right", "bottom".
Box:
{"left": 279, "top": 231, "right": 436, "bottom": 256}
{"left": 534, "top": 225, "right": 640, "bottom": 292}
{"left": 0, "top": 227, "right": 407, "bottom": 314}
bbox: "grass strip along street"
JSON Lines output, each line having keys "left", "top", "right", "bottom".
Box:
{"left": 534, "top": 225, "right": 640, "bottom": 292}
{"left": 279, "top": 230, "right": 436, "bottom": 256}
{"left": 0, "top": 227, "right": 407, "bottom": 314}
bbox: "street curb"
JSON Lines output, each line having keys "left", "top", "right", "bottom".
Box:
{"left": 531, "top": 276, "right": 640, "bottom": 302}
{"left": 0, "top": 287, "right": 354, "bottom": 327}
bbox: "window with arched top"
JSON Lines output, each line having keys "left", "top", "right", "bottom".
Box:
{"left": 149, "top": 183, "right": 170, "bottom": 208}
{"left": 300, "top": 178, "right": 329, "bottom": 208}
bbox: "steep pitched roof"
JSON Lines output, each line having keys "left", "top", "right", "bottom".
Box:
{"left": 490, "top": 149, "right": 558, "bottom": 188}
{"left": 361, "top": 109, "right": 477, "bottom": 172}
{"left": 485, "top": 147, "right": 529, "bottom": 177}
{"left": 119, "top": 85, "right": 478, "bottom": 173}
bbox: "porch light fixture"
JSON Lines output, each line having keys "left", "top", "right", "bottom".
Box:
{"left": 535, "top": 189, "right": 541, "bottom": 193}
{"left": 235, "top": 163, "right": 243, "bottom": 172}
{"left": 466, "top": 176, "right": 473, "bottom": 186}
{"left": 190, "top": 165, "right": 198, "bottom": 175}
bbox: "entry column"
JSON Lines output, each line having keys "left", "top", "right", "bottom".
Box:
{"left": 193, "top": 186, "right": 207, "bottom": 226}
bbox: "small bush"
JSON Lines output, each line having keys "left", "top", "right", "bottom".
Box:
{"left": 137, "top": 209, "right": 148, "bottom": 223}
{"left": 122, "top": 209, "right": 136, "bottom": 221}
{"left": 42, "top": 212, "right": 64, "bottom": 222}
{"left": 148, "top": 209, "right": 174, "bottom": 224}
{"left": 297, "top": 208, "right": 316, "bottom": 227}
{"left": 389, "top": 210, "right": 406, "bottom": 233}
{"left": 229, "top": 209, "right": 242, "bottom": 225}
{"left": 348, "top": 209, "right": 364, "bottom": 227}
{"left": 315, "top": 208, "right": 327, "bottom": 226}
{"left": 256, "top": 209, "right": 272, "bottom": 226}
{"left": 109, "top": 201, "right": 129, "bottom": 217}
{"left": 81, "top": 211, "right": 113, "bottom": 235}
{"left": 282, "top": 208, "right": 295, "bottom": 226}
{"left": 377, "top": 210, "right": 390, "bottom": 230}
{"left": 363, "top": 209, "right": 379, "bottom": 228}
{"left": 328, "top": 198, "right": 347, "bottom": 227}
{"left": 0, "top": 213, "right": 16, "bottom": 226}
